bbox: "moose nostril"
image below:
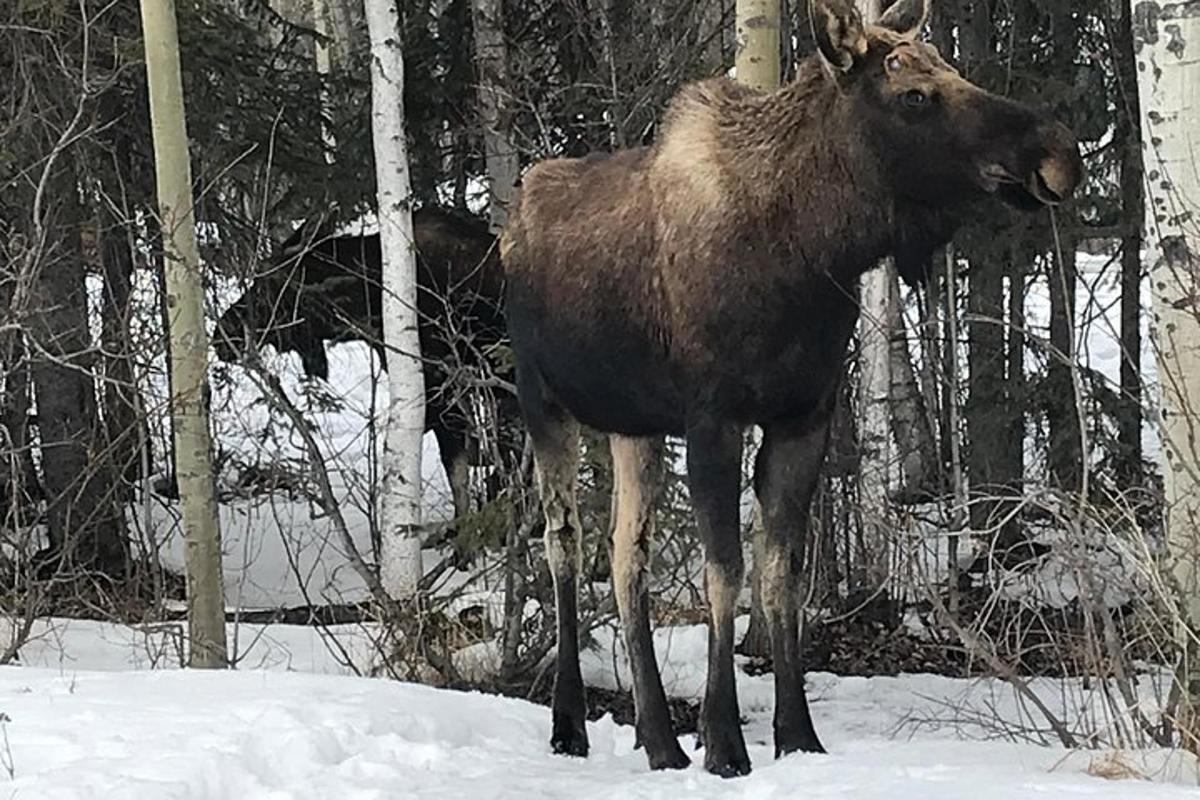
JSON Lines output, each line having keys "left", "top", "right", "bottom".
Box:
{"left": 1035, "top": 157, "right": 1076, "bottom": 202}
{"left": 1033, "top": 172, "right": 1064, "bottom": 204}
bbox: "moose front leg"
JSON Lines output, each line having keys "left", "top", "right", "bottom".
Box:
{"left": 755, "top": 413, "right": 833, "bottom": 757}
{"left": 610, "top": 434, "right": 690, "bottom": 770}
{"left": 686, "top": 420, "right": 750, "bottom": 777}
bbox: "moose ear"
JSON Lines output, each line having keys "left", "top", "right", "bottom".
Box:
{"left": 810, "top": 0, "right": 868, "bottom": 73}
{"left": 878, "top": 0, "right": 930, "bottom": 37}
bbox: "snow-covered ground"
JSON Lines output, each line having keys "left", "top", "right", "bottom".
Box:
{"left": 3, "top": 661, "right": 1196, "bottom": 798}
{"left": 1, "top": 615, "right": 1195, "bottom": 797}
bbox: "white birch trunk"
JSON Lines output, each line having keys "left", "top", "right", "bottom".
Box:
{"left": 736, "top": 0, "right": 780, "bottom": 656}
{"left": 365, "top": 0, "right": 425, "bottom": 600}
{"left": 471, "top": 0, "right": 520, "bottom": 232}
{"left": 1131, "top": 0, "right": 1200, "bottom": 739}
{"left": 139, "top": 0, "right": 228, "bottom": 667}
{"left": 854, "top": 0, "right": 896, "bottom": 600}
{"left": 734, "top": 0, "right": 780, "bottom": 90}
{"left": 858, "top": 254, "right": 895, "bottom": 588}
{"left": 312, "top": 0, "right": 337, "bottom": 161}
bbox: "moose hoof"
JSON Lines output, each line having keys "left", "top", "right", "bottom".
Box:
{"left": 703, "top": 733, "right": 751, "bottom": 778}
{"left": 646, "top": 742, "right": 691, "bottom": 771}
{"left": 550, "top": 715, "right": 589, "bottom": 758}
{"left": 775, "top": 731, "right": 826, "bottom": 758}
{"left": 551, "top": 733, "right": 589, "bottom": 757}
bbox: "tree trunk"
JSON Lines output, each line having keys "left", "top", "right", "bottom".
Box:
{"left": 852, "top": 0, "right": 900, "bottom": 621}
{"left": 857, "top": 254, "right": 895, "bottom": 603}
{"left": 1043, "top": 0, "right": 1081, "bottom": 496}
{"left": 366, "top": 0, "right": 425, "bottom": 600}
{"left": 0, "top": 250, "right": 40, "bottom": 536}
{"left": 965, "top": 244, "right": 1011, "bottom": 553}
{"left": 734, "top": 0, "right": 781, "bottom": 659}
{"left": 887, "top": 270, "right": 938, "bottom": 504}
{"left": 27, "top": 179, "right": 128, "bottom": 577}
{"left": 140, "top": 0, "right": 227, "bottom": 668}
{"left": 100, "top": 215, "right": 144, "bottom": 496}
{"left": 322, "top": 0, "right": 362, "bottom": 69}
{"left": 1047, "top": 237, "right": 1081, "bottom": 491}
{"left": 1005, "top": 255, "right": 1027, "bottom": 489}
{"left": 957, "top": 0, "right": 1022, "bottom": 566}
{"left": 1131, "top": 0, "right": 1200, "bottom": 751}
{"left": 311, "top": 0, "right": 337, "bottom": 160}
{"left": 0, "top": 346, "right": 39, "bottom": 531}
{"left": 734, "top": 0, "right": 780, "bottom": 90}
{"left": 471, "top": 0, "right": 520, "bottom": 232}
{"left": 1115, "top": 0, "right": 1144, "bottom": 484}
{"left": 943, "top": 245, "right": 967, "bottom": 613}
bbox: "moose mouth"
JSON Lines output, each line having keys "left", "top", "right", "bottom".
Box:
{"left": 979, "top": 163, "right": 1068, "bottom": 207}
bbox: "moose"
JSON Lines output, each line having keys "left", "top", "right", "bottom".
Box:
{"left": 214, "top": 207, "right": 509, "bottom": 520}
{"left": 501, "top": 0, "right": 1082, "bottom": 777}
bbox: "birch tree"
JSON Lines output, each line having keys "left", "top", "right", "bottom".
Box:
{"left": 854, "top": 0, "right": 896, "bottom": 613}
{"left": 311, "top": 0, "right": 336, "bottom": 158}
{"left": 139, "top": 0, "right": 227, "bottom": 667}
{"left": 1131, "top": 0, "right": 1200, "bottom": 748}
{"left": 886, "top": 270, "right": 937, "bottom": 501}
{"left": 365, "top": 0, "right": 425, "bottom": 600}
{"left": 735, "top": 0, "right": 779, "bottom": 658}
{"left": 471, "top": 0, "right": 520, "bottom": 231}
{"left": 734, "top": 0, "right": 779, "bottom": 90}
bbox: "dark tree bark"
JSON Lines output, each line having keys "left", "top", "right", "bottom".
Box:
{"left": 1114, "top": 0, "right": 1144, "bottom": 484}
{"left": 888, "top": 271, "right": 939, "bottom": 503}
{"left": 100, "top": 214, "right": 145, "bottom": 496}
{"left": 1046, "top": 236, "right": 1081, "bottom": 491}
{"left": 0, "top": 334, "right": 41, "bottom": 532}
{"left": 1003, "top": 254, "right": 1027, "bottom": 494}
{"left": 965, "top": 250, "right": 1014, "bottom": 541}
{"left": 28, "top": 176, "right": 128, "bottom": 575}
{"left": 958, "top": 0, "right": 1023, "bottom": 557}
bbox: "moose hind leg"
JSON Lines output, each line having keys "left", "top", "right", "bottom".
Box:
{"left": 687, "top": 421, "right": 751, "bottom": 777}
{"left": 434, "top": 424, "right": 472, "bottom": 523}
{"left": 756, "top": 415, "right": 832, "bottom": 757}
{"left": 610, "top": 435, "right": 689, "bottom": 770}
{"left": 529, "top": 402, "right": 588, "bottom": 757}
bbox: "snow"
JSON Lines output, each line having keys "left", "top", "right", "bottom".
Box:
{"left": 2, "top": 662, "right": 1195, "bottom": 799}
{"left": 0, "top": 616, "right": 1194, "bottom": 797}
{"left": 136, "top": 341, "right": 458, "bottom": 610}
{"left": 7, "top": 617, "right": 375, "bottom": 675}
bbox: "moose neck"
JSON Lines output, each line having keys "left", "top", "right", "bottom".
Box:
{"left": 719, "top": 59, "right": 899, "bottom": 286}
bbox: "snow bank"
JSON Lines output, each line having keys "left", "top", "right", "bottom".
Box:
{"left": 6, "top": 617, "right": 377, "bottom": 675}
{"left": 3, "top": 614, "right": 1196, "bottom": 797}
{"left": 0, "top": 665, "right": 1194, "bottom": 799}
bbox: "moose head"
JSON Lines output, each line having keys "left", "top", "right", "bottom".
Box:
{"left": 809, "top": 0, "right": 1082, "bottom": 277}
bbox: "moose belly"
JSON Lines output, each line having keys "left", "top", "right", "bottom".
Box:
{"left": 522, "top": 320, "right": 856, "bottom": 436}
{"left": 679, "top": 286, "right": 860, "bottom": 425}
{"left": 508, "top": 274, "right": 859, "bottom": 435}
{"left": 534, "top": 330, "right": 686, "bottom": 436}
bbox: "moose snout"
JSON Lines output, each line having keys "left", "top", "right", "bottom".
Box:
{"left": 1029, "top": 121, "right": 1082, "bottom": 205}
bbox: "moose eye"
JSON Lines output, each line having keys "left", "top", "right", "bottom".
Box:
{"left": 901, "top": 89, "right": 928, "bottom": 108}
